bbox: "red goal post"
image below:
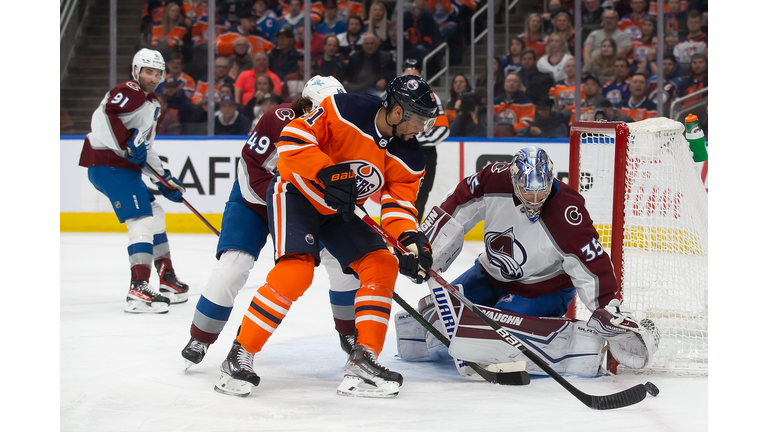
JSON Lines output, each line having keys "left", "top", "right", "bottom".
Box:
{"left": 566, "top": 119, "right": 708, "bottom": 375}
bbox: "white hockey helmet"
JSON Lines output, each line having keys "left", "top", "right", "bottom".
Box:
{"left": 302, "top": 75, "right": 346, "bottom": 109}
{"left": 131, "top": 48, "right": 166, "bottom": 82}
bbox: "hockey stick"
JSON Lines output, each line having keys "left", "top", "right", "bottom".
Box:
{"left": 146, "top": 165, "right": 221, "bottom": 236}
{"left": 391, "top": 291, "right": 530, "bottom": 386}
{"left": 355, "top": 207, "right": 659, "bottom": 410}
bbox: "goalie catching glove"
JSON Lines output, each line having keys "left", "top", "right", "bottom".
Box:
{"left": 318, "top": 163, "right": 358, "bottom": 221}
{"left": 396, "top": 231, "right": 433, "bottom": 283}
{"left": 155, "top": 171, "right": 185, "bottom": 203}
{"left": 587, "top": 299, "right": 659, "bottom": 369}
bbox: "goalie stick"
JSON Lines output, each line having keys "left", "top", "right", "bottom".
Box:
{"left": 354, "top": 207, "right": 660, "bottom": 410}
{"left": 146, "top": 165, "right": 221, "bottom": 236}
{"left": 392, "top": 291, "right": 530, "bottom": 386}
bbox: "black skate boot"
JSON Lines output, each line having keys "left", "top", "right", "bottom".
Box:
{"left": 156, "top": 262, "right": 189, "bottom": 304}
{"left": 182, "top": 337, "right": 210, "bottom": 370}
{"left": 214, "top": 341, "right": 261, "bottom": 397}
{"left": 339, "top": 332, "right": 356, "bottom": 355}
{"left": 125, "top": 280, "right": 170, "bottom": 314}
{"left": 337, "top": 343, "right": 402, "bottom": 398}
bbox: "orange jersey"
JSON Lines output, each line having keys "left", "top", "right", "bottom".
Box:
{"left": 151, "top": 24, "right": 187, "bottom": 47}
{"left": 549, "top": 82, "right": 583, "bottom": 111}
{"left": 334, "top": 1, "right": 363, "bottom": 21}
{"left": 493, "top": 93, "right": 535, "bottom": 133}
{"left": 628, "top": 40, "right": 652, "bottom": 64}
{"left": 276, "top": 93, "right": 426, "bottom": 238}
{"left": 616, "top": 97, "right": 658, "bottom": 121}
{"left": 649, "top": 1, "right": 688, "bottom": 14}
{"left": 182, "top": 2, "right": 206, "bottom": 23}
{"left": 215, "top": 31, "right": 274, "bottom": 57}
{"left": 281, "top": 0, "right": 326, "bottom": 24}
{"left": 618, "top": 13, "right": 648, "bottom": 41}
{"left": 192, "top": 15, "right": 231, "bottom": 44}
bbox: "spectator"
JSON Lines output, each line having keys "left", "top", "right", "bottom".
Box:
{"left": 646, "top": 54, "right": 682, "bottom": 114}
{"left": 343, "top": 33, "right": 396, "bottom": 94}
{"left": 517, "top": 48, "right": 554, "bottom": 105}
{"left": 226, "top": 36, "right": 254, "bottom": 81}
{"left": 664, "top": 0, "right": 688, "bottom": 41}
{"left": 582, "top": 38, "right": 618, "bottom": 85}
{"left": 570, "top": 75, "right": 607, "bottom": 124}
{"left": 404, "top": 0, "right": 440, "bottom": 62}
{"left": 673, "top": 10, "right": 707, "bottom": 69}
{"left": 162, "top": 77, "right": 196, "bottom": 124}
{"left": 216, "top": 9, "right": 273, "bottom": 58}
{"left": 181, "top": 0, "right": 205, "bottom": 27}
{"left": 253, "top": 0, "right": 280, "bottom": 41}
{"left": 549, "top": 57, "right": 581, "bottom": 115}
{"left": 269, "top": 24, "right": 303, "bottom": 80}
{"left": 477, "top": 57, "right": 505, "bottom": 98}
{"left": 142, "top": 0, "right": 184, "bottom": 42}
{"left": 365, "top": 1, "right": 389, "bottom": 43}
{"left": 594, "top": 98, "right": 635, "bottom": 123}
{"left": 493, "top": 73, "right": 535, "bottom": 136}
{"left": 616, "top": 74, "right": 657, "bottom": 121}
{"left": 242, "top": 74, "right": 277, "bottom": 124}
{"left": 214, "top": 94, "right": 251, "bottom": 135}
{"left": 675, "top": 52, "right": 707, "bottom": 107}
{"left": 445, "top": 73, "right": 471, "bottom": 124}
{"left": 339, "top": 0, "right": 364, "bottom": 22}
{"left": 551, "top": 11, "right": 576, "bottom": 56}
{"left": 627, "top": 16, "right": 655, "bottom": 67}
{"left": 501, "top": 36, "right": 525, "bottom": 76}
{"left": 313, "top": 34, "right": 346, "bottom": 78}
{"left": 635, "top": 35, "right": 670, "bottom": 77}
{"left": 295, "top": 21, "right": 325, "bottom": 58}
{"left": 156, "top": 52, "right": 196, "bottom": 99}
{"left": 583, "top": 9, "right": 632, "bottom": 63}
{"left": 519, "top": 13, "right": 547, "bottom": 59}
{"left": 279, "top": 0, "right": 326, "bottom": 26}
{"left": 426, "top": 0, "right": 462, "bottom": 65}
{"left": 528, "top": 96, "right": 568, "bottom": 138}
{"left": 249, "top": 93, "right": 283, "bottom": 132}
{"left": 282, "top": 56, "right": 308, "bottom": 102}
{"left": 602, "top": 57, "right": 632, "bottom": 106}
{"left": 537, "top": 33, "right": 573, "bottom": 83}
{"left": 541, "top": 0, "right": 566, "bottom": 35}
{"left": 151, "top": 2, "right": 187, "bottom": 59}
{"left": 235, "top": 50, "right": 282, "bottom": 105}
{"left": 190, "top": 8, "right": 230, "bottom": 50}
{"left": 581, "top": 0, "right": 604, "bottom": 40}
{"left": 278, "top": 0, "right": 305, "bottom": 30}
{"left": 192, "top": 56, "right": 237, "bottom": 105}
{"left": 337, "top": 15, "right": 365, "bottom": 62}
{"left": 318, "top": 0, "right": 347, "bottom": 35}
{"left": 449, "top": 90, "right": 487, "bottom": 137}
{"left": 155, "top": 93, "right": 182, "bottom": 135}
{"left": 618, "top": 0, "right": 649, "bottom": 42}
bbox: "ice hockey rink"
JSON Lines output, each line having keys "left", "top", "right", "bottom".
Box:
{"left": 56, "top": 232, "right": 722, "bottom": 431}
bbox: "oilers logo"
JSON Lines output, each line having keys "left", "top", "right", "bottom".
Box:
{"left": 558, "top": 89, "right": 575, "bottom": 107}
{"left": 497, "top": 109, "right": 518, "bottom": 126}
{"left": 484, "top": 227, "right": 528, "bottom": 280}
{"left": 348, "top": 161, "right": 383, "bottom": 199}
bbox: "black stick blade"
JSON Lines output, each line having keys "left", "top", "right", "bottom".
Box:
{"left": 586, "top": 384, "right": 648, "bottom": 410}
{"left": 496, "top": 371, "right": 531, "bottom": 386}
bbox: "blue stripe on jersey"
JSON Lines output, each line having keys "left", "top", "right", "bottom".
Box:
{"left": 355, "top": 305, "right": 392, "bottom": 315}
{"left": 277, "top": 136, "right": 310, "bottom": 145}
{"left": 250, "top": 300, "right": 283, "bottom": 326}
{"left": 153, "top": 232, "right": 168, "bottom": 246}
{"left": 127, "top": 242, "right": 154, "bottom": 256}
{"left": 381, "top": 202, "right": 418, "bottom": 218}
{"left": 329, "top": 289, "right": 357, "bottom": 306}
{"left": 196, "top": 295, "right": 234, "bottom": 321}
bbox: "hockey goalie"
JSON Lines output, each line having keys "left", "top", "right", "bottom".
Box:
{"left": 395, "top": 147, "right": 660, "bottom": 377}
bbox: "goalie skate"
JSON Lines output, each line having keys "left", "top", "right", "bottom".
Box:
{"left": 156, "top": 264, "right": 189, "bottom": 304}
{"left": 337, "top": 344, "right": 402, "bottom": 398}
{"left": 214, "top": 341, "right": 260, "bottom": 397}
{"left": 124, "top": 280, "right": 170, "bottom": 314}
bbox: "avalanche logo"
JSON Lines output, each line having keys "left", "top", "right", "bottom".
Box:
{"left": 348, "top": 161, "right": 383, "bottom": 199}
{"left": 564, "top": 205, "right": 583, "bottom": 226}
{"left": 484, "top": 227, "right": 528, "bottom": 280}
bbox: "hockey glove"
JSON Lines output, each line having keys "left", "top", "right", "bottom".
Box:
{"left": 587, "top": 299, "right": 660, "bottom": 369}
{"left": 125, "top": 129, "right": 147, "bottom": 168}
{"left": 155, "top": 171, "right": 186, "bottom": 203}
{"left": 396, "top": 230, "right": 433, "bottom": 283}
{"left": 317, "top": 163, "right": 358, "bottom": 221}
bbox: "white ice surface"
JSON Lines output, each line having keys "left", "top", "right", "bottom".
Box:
{"left": 60, "top": 233, "right": 710, "bottom": 431}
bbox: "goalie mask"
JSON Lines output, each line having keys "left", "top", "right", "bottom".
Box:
{"left": 131, "top": 48, "right": 166, "bottom": 83}
{"left": 302, "top": 75, "right": 346, "bottom": 109}
{"left": 510, "top": 147, "right": 554, "bottom": 222}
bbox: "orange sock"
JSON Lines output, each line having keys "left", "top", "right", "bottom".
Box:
{"left": 237, "top": 253, "right": 315, "bottom": 353}
{"left": 349, "top": 249, "right": 398, "bottom": 355}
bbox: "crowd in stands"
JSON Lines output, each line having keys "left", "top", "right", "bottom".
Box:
{"left": 129, "top": 0, "right": 706, "bottom": 137}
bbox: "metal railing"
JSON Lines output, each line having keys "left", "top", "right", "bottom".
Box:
{"left": 422, "top": 42, "right": 449, "bottom": 96}
{"left": 670, "top": 87, "right": 708, "bottom": 123}
{"left": 60, "top": 0, "right": 87, "bottom": 81}
{"left": 470, "top": 0, "right": 520, "bottom": 87}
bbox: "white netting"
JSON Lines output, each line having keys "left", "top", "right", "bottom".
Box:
{"left": 572, "top": 118, "right": 708, "bottom": 375}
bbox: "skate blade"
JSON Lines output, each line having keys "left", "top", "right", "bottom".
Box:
{"left": 214, "top": 373, "right": 252, "bottom": 397}
{"left": 184, "top": 359, "right": 197, "bottom": 371}
{"left": 160, "top": 290, "right": 188, "bottom": 304}
{"left": 124, "top": 300, "right": 169, "bottom": 314}
{"left": 336, "top": 376, "right": 399, "bottom": 398}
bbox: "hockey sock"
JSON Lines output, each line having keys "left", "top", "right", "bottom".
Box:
{"left": 329, "top": 289, "right": 357, "bottom": 336}
{"left": 191, "top": 250, "right": 255, "bottom": 344}
{"left": 150, "top": 201, "right": 172, "bottom": 266}
{"left": 126, "top": 216, "right": 155, "bottom": 281}
{"left": 349, "top": 249, "right": 398, "bottom": 355}
{"left": 237, "top": 253, "right": 315, "bottom": 353}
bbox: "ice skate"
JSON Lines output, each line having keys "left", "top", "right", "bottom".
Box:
{"left": 339, "top": 332, "right": 356, "bottom": 355}
{"left": 125, "top": 280, "right": 170, "bottom": 314}
{"left": 214, "top": 341, "right": 261, "bottom": 397}
{"left": 181, "top": 337, "right": 209, "bottom": 370}
{"left": 337, "top": 344, "right": 402, "bottom": 398}
{"left": 156, "top": 263, "right": 189, "bottom": 304}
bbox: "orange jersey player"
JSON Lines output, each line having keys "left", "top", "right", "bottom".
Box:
{"left": 217, "top": 76, "right": 438, "bottom": 399}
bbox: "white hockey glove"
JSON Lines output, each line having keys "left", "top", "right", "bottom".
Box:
{"left": 587, "top": 299, "right": 660, "bottom": 369}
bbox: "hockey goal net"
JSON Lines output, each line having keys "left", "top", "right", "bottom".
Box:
{"left": 567, "top": 118, "right": 708, "bottom": 375}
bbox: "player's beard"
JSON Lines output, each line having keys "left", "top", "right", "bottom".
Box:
{"left": 138, "top": 77, "right": 158, "bottom": 93}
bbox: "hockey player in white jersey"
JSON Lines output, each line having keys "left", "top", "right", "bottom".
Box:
{"left": 78, "top": 48, "right": 189, "bottom": 314}
{"left": 395, "top": 146, "right": 659, "bottom": 376}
